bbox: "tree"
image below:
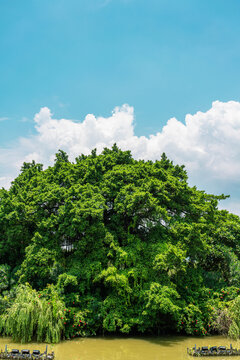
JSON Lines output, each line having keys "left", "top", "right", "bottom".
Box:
{"left": 0, "top": 145, "right": 239, "bottom": 341}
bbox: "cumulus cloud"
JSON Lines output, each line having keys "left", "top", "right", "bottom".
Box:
{"left": 0, "top": 117, "right": 8, "bottom": 122}
{"left": 0, "top": 100, "right": 240, "bottom": 214}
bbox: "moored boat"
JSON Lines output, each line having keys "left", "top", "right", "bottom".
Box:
{"left": 187, "top": 344, "right": 240, "bottom": 356}
{"left": 0, "top": 346, "right": 54, "bottom": 360}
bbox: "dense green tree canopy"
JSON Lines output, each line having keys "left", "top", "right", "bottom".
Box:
{"left": 0, "top": 145, "right": 240, "bottom": 342}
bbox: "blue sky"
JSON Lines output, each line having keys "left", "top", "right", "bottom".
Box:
{"left": 1, "top": 0, "right": 240, "bottom": 213}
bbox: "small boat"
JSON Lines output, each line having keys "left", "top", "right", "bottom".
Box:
{"left": 0, "top": 346, "right": 54, "bottom": 360}
{"left": 187, "top": 344, "right": 240, "bottom": 356}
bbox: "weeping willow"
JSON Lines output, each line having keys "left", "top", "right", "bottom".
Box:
{"left": 228, "top": 296, "right": 240, "bottom": 340}
{"left": 0, "top": 284, "right": 65, "bottom": 343}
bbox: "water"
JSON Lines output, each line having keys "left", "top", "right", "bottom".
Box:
{"left": 0, "top": 336, "right": 240, "bottom": 360}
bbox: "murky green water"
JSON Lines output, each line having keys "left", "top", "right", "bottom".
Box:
{"left": 1, "top": 336, "right": 240, "bottom": 360}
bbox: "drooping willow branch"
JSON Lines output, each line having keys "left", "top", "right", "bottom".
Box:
{"left": 0, "top": 284, "right": 65, "bottom": 343}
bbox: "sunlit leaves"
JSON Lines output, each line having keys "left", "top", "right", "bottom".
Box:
{"left": 0, "top": 145, "right": 240, "bottom": 340}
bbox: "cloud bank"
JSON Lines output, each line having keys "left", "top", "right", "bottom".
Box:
{"left": 1, "top": 100, "right": 240, "bottom": 214}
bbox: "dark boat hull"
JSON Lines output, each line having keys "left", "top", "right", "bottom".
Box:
{"left": 0, "top": 355, "right": 54, "bottom": 360}
{"left": 0, "top": 347, "right": 54, "bottom": 360}
{"left": 187, "top": 347, "right": 240, "bottom": 357}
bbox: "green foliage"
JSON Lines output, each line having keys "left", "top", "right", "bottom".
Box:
{"left": 17, "top": 233, "right": 57, "bottom": 289}
{"left": 0, "top": 145, "right": 240, "bottom": 341}
{"left": 0, "top": 265, "right": 17, "bottom": 315}
{"left": 0, "top": 284, "right": 65, "bottom": 343}
{"left": 229, "top": 321, "right": 240, "bottom": 340}
{"left": 211, "top": 308, "right": 232, "bottom": 335}
{"left": 57, "top": 273, "right": 78, "bottom": 292}
{"left": 228, "top": 296, "right": 240, "bottom": 339}
{"left": 0, "top": 265, "right": 10, "bottom": 293}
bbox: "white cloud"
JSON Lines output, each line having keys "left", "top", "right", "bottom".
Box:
{"left": 0, "top": 176, "right": 13, "bottom": 189}
{"left": 0, "top": 100, "right": 240, "bottom": 214}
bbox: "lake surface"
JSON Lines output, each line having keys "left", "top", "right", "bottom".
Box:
{"left": 1, "top": 336, "right": 240, "bottom": 360}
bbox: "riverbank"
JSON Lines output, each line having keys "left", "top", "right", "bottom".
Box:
{"left": 1, "top": 336, "right": 240, "bottom": 360}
